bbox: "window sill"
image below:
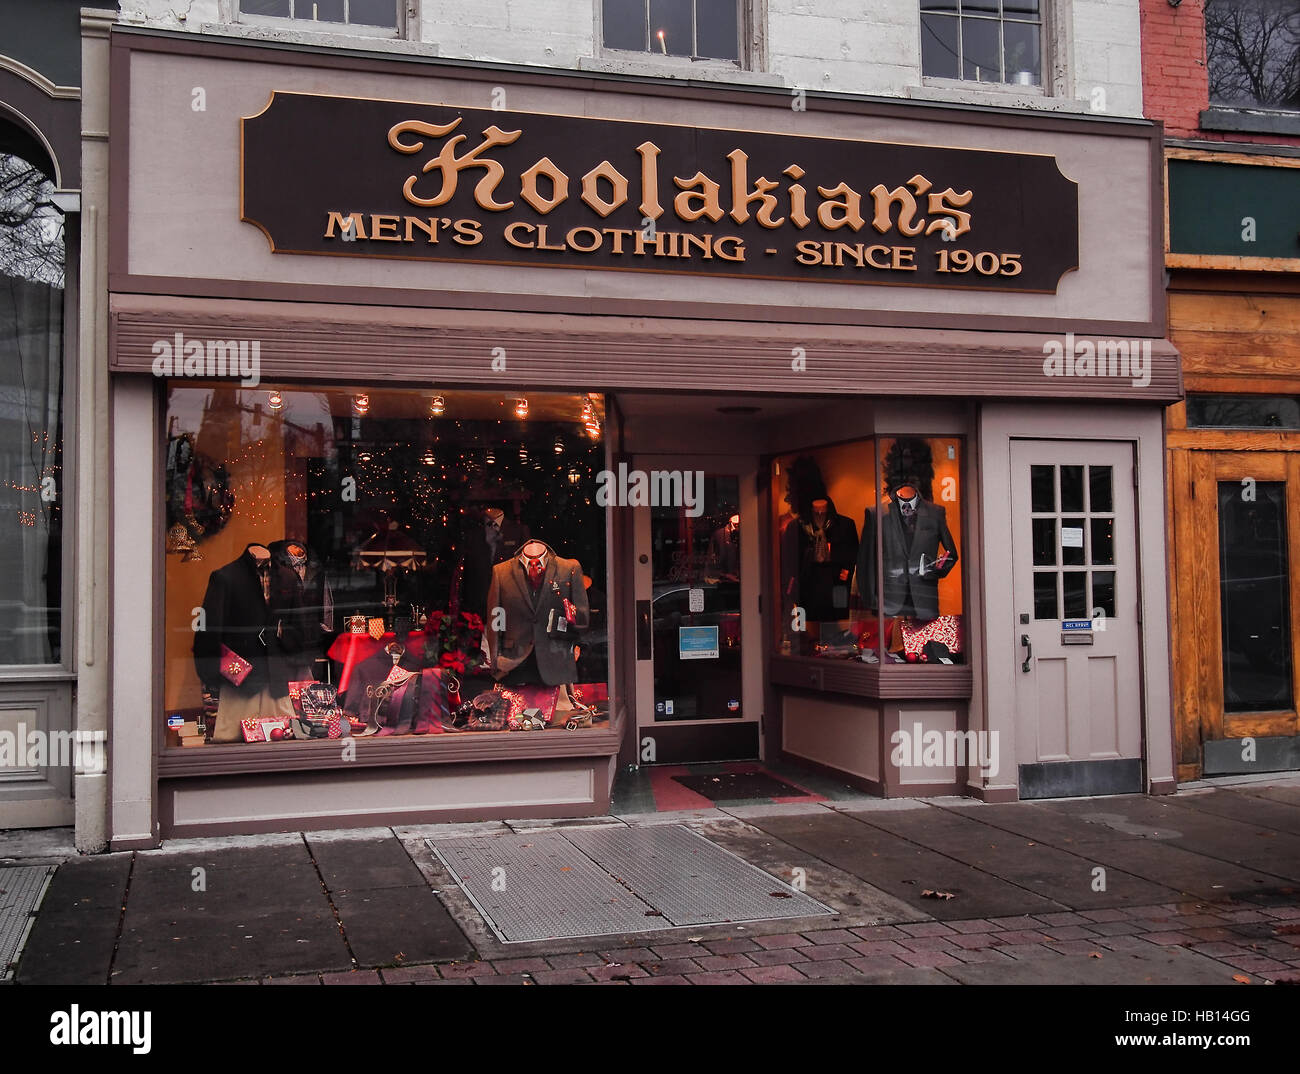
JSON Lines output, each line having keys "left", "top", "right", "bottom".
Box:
{"left": 197, "top": 21, "right": 438, "bottom": 59}
{"left": 158, "top": 715, "right": 623, "bottom": 778}
{"left": 769, "top": 654, "right": 972, "bottom": 699}
{"left": 909, "top": 81, "right": 1098, "bottom": 116}
{"left": 1200, "top": 107, "right": 1300, "bottom": 137}
{"left": 578, "top": 54, "right": 785, "bottom": 88}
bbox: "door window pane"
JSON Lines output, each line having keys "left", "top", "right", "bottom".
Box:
{"left": 1060, "top": 465, "right": 1084, "bottom": 512}
{"left": 1089, "top": 465, "right": 1113, "bottom": 512}
{"left": 1091, "top": 571, "right": 1116, "bottom": 620}
{"left": 1032, "top": 517, "right": 1056, "bottom": 565}
{"left": 1091, "top": 517, "right": 1114, "bottom": 565}
{"left": 603, "top": 0, "right": 648, "bottom": 51}
{"left": 1063, "top": 571, "right": 1088, "bottom": 618}
{"left": 1033, "top": 571, "right": 1058, "bottom": 619}
{"left": 1218, "top": 481, "right": 1293, "bottom": 712}
{"left": 1061, "top": 516, "right": 1086, "bottom": 566}
{"left": 0, "top": 150, "right": 64, "bottom": 665}
{"left": 653, "top": 475, "right": 741, "bottom": 719}
{"left": 1031, "top": 465, "right": 1055, "bottom": 512}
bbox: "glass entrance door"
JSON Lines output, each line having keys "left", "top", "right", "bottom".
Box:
{"left": 633, "top": 455, "right": 760, "bottom": 763}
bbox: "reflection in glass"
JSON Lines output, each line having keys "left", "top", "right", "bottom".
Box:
{"left": 962, "top": 16, "right": 1001, "bottom": 81}
{"left": 1032, "top": 518, "right": 1057, "bottom": 565}
{"left": 603, "top": 0, "right": 648, "bottom": 50}
{"left": 1060, "top": 465, "right": 1084, "bottom": 512}
{"left": 696, "top": 0, "right": 739, "bottom": 59}
{"left": 1089, "top": 465, "right": 1113, "bottom": 512}
{"left": 1091, "top": 571, "right": 1115, "bottom": 620}
{"left": 921, "top": 13, "right": 961, "bottom": 78}
{"left": 1063, "top": 571, "right": 1087, "bottom": 618}
{"left": 1218, "top": 481, "right": 1292, "bottom": 712}
{"left": 1187, "top": 394, "right": 1300, "bottom": 429}
{"left": 649, "top": 0, "right": 694, "bottom": 56}
{"left": 1091, "top": 517, "right": 1114, "bottom": 565}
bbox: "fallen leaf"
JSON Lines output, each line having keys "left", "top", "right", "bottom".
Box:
{"left": 921, "top": 889, "right": 956, "bottom": 900}
{"left": 644, "top": 910, "right": 663, "bottom": 916}
{"left": 560, "top": 866, "right": 571, "bottom": 872}
{"left": 1232, "top": 974, "right": 1251, "bottom": 984}
{"left": 1088, "top": 952, "right": 1103, "bottom": 959}
{"left": 770, "top": 891, "right": 793, "bottom": 898}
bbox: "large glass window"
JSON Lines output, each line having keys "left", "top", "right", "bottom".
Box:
{"left": 163, "top": 386, "right": 609, "bottom": 746}
{"left": 1218, "top": 480, "right": 1293, "bottom": 712}
{"left": 1187, "top": 393, "right": 1300, "bottom": 429}
{"left": 773, "top": 436, "right": 963, "bottom": 666}
{"left": 238, "top": 0, "right": 402, "bottom": 33}
{"left": 1206, "top": 0, "right": 1300, "bottom": 112}
{"left": 921, "top": 1, "right": 1043, "bottom": 86}
{"left": 602, "top": 0, "right": 741, "bottom": 61}
{"left": 0, "top": 148, "right": 64, "bottom": 666}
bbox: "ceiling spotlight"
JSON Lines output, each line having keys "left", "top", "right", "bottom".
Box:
{"left": 485, "top": 449, "right": 496, "bottom": 466}
{"left": 357, "top": 450, "right": 373, "bottom": 463}
{"left": 266, "top": 390, "right": 284, "bottom": 412}
{"left": 567, "top": 468, "right": 581, "bottom": 485}
{"left": 421, "top": 449, "right": 436, "bottom": 466}
{"left": 352, "top": 393, "right": 370, "bottom": 416}
{"left": 514, "top": 397, "right": 529, "bottom": 419}
{"left": 430, "top": 395, "right": 445, "bottom": 416}
{"left": 519, "top": 445, "right": 529, "bottom": 462}
{"left": 553, "top": 435, "right": 564, "bottom": 455}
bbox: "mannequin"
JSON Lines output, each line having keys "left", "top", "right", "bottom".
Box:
{"left": 462, "top": 506, "right": 529, "bottom": 618}
{"left": 710, "top": 513, "right": 740, "bottom": 579}
{"left": 799, "top": 497, "right": 859, "bottom": 620}
{"left": 858, "top": 482, "right": 958, "bottom": 621}
{"left": 193, "top": 543, "right": 303, "bottom": 742}
{"left": 486, "top": 539, "right": 590, "bottom": 687}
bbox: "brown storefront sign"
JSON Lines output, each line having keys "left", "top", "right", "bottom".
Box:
{"left": 241, "top": 92, "right": 1079, "bottom": 292}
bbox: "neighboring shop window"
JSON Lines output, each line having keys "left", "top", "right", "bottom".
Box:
{"left": 1205, "top": 0, "right": 1300, "bottom": 112}
{"left": 1186, "top": 394, "right": 1300, "bottom": 429}
{"left": 163, "top": 386, "right": 608, "bottom": 747}
{"left": 0, "top": 148, "right": 64, "bottom": 666}
{"left": 1217, "top": 481, "right": 1293, "bottom": 712}
{"left": 238, "top": 0, "right": 403, "bottom": 34}
{"left": 920, "top": 1, "right": 1043, "bottom": 86}
{"left": 601, "top": 0, "right": 741, "bottom": 61}
{"left": 773, "top": 437, "right": 964, "bottom": 666}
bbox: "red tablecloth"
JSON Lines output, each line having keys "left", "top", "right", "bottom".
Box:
{"left": 327, "top": 630, "right": 428, "bottom": 694}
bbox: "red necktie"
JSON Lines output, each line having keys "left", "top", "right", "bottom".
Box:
{"left": 527, "top": 556, "right": 544, "bottom": 588}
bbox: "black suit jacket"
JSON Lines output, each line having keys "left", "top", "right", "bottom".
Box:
{"left": 486, "top": 545, "right": 590, "bottom": 685}
{"left": 858, "top": 500, "right": 958, "bottom": 620}
{"left": 193, "top": 546, "right": 304, "bottom": 698}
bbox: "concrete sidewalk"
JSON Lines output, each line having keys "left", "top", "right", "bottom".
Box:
{"left": 4, "top": 774, "right": 1300, "bottom": 986}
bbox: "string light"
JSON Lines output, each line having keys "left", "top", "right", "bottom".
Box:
{"left": 430, "top": 395, "right": 445, "bottom": 416}
{"left": 554, "top": 435, "right": 564, "bottom": 455}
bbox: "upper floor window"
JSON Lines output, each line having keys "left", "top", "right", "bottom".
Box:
{"left": 239, "top": 0, "right": 404, "bottom": 36}
{"left": 1206, "top": 0, "right": 1300, "bottom": 112}
{"left": 920, "top": 1, "right": 1042, "bottom": 86}
{"left": 601, "top": 0, "right": 740, "bottom": 62}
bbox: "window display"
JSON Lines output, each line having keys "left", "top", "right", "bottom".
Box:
{"left": 774, "top": 435, "right": 963, "bottom": 665}
{"left": 164, "top": 386, "right": 609, "bottom": 747}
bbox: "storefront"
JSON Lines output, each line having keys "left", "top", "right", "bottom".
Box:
{"left": 1166, "top": 149, "right": 1300, "bottom": 780}
{"left": 94, "top": 26, "right": 1181, "bottom": 845}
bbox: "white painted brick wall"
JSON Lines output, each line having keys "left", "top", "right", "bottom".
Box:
{"left": 118, "top": 0, "right": 1144, "bottom": 117}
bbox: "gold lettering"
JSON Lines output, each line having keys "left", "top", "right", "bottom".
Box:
{"left": 535, "top": 224, "right": 566, "bottom": 251}
{"left": 682, "top": 233, "right": 713, "bottom": 259}
{"left": 504, "top": 221, "right": 536, "bottom": 248}
{"left": 452, "top": 219, "right": 483, "bottom": 246}
{"left": 816, "top": 182, "right": 865, "bottom": 231}
{"left": 713, "top": 236, "right": 745, "bottom": 262}
{"left": 633, "top": 229, "right": 667, "bottom": 255}
{"left": 784, "top": 165, "right": 810, "bottom": 228}
{"left": 581, "top": 161, "right": 630, "bottom": 218}
{"left": 892, "top": 246, "right": 917, "bottom": 270}
{"left": 566, "top": 226, "right": 603, "bottom": 253}
{"left": 603, "top": 227, "right": 633, "bottom": 254}
{"left": 794, "top": 239, "right": 823, "bottom": 265}
{"left": 865, "top": 244, "right": 891, "bottom": 269}
{"left": 370, "top": 214, "right": 401, "bottom": 241}
{"left": 520, "top": 157, "right": 569, "bottom": 214}
{"left": 870, "top": 174, "right": 930, "bottom": 236}
{"left": 389, "top": 118, "right": 522, "bottom": 210}
{"left": 324, "top": 211, "right": 366, "bottom": 240}
{"left": 403, "top": 216, "right": 439, "bottom": 243}
{"left": 672, "top": 172, "right": 725, "bottom": 223}
{"left": 636, "top": 142, "right": 663, "bottom": 220}
{"left": 726, "top": 149, "right": 785, "bottom": 228}
{"left": 925, "top": 187, "right": 973, "bottom": 238}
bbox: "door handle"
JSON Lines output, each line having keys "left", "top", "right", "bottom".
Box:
{"left": 1020, "top": 634, "right": 1033, "bottom": 673}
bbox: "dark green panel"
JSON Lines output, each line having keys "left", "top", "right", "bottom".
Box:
{"left": 1169, "top": 158, "right": 1300, "bottom": 260}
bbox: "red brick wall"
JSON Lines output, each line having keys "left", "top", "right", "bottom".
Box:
{"left": 1140, "top": 0, "right": 1300, "bottom": 146}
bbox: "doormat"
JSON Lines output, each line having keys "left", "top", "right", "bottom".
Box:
{"left": 673, "top": 771, "right": 814, "bottom": 801}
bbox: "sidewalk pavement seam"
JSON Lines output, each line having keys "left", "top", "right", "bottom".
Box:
{"left": 104, "top": 852, "right": 136, "bottom": 987}
{"left": 301, "top": 831, "right": 360, "bottom": 973}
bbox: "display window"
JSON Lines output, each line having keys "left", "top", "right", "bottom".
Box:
{"left": 773, "top": 435, "right": 964, "bottom": 665}
{"left": 162, "top": 385, "right": 609, "bottom": 747}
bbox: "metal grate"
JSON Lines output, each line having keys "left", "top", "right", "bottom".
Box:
{"left": 0, "top": 866, "right": 54, "bottom": 976}
{"left": 566, "top": 824, "right": 832, "bottom": 926}
{"left": 429, "top": 824, "right": 832, "bottom": 943}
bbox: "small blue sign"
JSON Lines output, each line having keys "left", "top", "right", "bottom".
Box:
{"left": 679, "top": 625, "right": 719, "bottom": 660}
{"left": 1062, "top": 620, "right": 1093, "bottom": 631}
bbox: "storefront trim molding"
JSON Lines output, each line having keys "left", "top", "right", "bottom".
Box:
{"left": 769, "top": 656, "right": 973, "bottom": 699}
{"left": 109, "top": 302, "right": 1183, "bottom": 403}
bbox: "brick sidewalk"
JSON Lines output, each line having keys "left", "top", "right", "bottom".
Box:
{"left": 255, "top": 900, "right": 1300, "bottom": 985}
